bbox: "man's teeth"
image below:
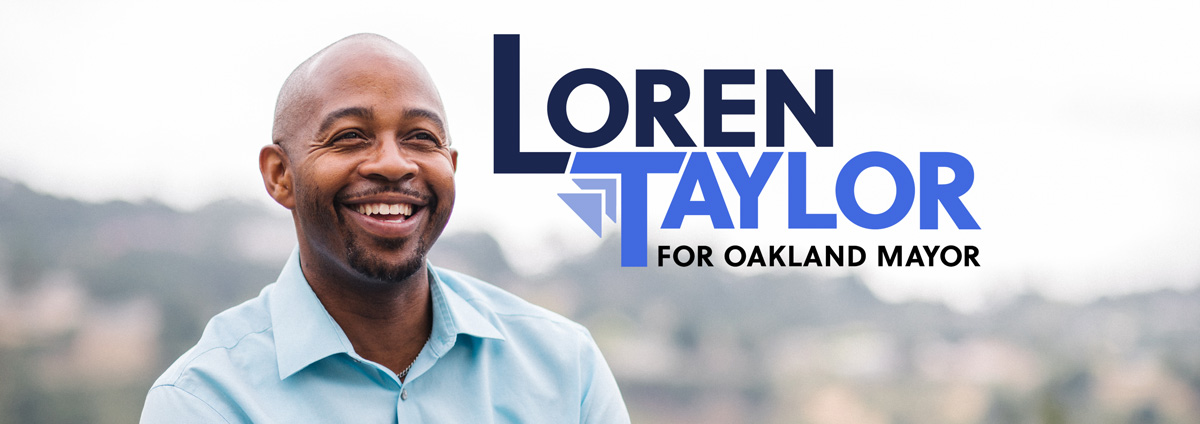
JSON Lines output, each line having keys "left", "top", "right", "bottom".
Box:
{"left": 354, "top": 203, "right": 414, "bottom": 217}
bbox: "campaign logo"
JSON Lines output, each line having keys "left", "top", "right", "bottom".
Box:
{"left": 493, "top": 35, "right": 979, "bottom": 267}
{"left": 558, "top": 178, "right": 616, "bottom": 237}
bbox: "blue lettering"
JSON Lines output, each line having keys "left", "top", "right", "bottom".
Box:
{"left": 571, "top": 152, "right": 687, "bottom": 266}
{"left": 718, "top": 152, "right": 782, "bottom": 229}
{"left": 835, "top": 152, "right": 915, "bottom": 229}
{"left": 787, "top": 152, "right": 836, "bottom": 228}
{"left": 663, "top": 152, "right": 734, "bottom": 229}
{"left": 920, "top": 152, "right": 980, "bottom": 229}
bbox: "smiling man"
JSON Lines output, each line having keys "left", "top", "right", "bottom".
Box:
{"left": 140, "top": 34, "right": 629, "bottom": 423}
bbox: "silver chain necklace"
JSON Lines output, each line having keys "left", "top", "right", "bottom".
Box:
{"left": 397, "top": 336, "right": 430, "bottom": 381}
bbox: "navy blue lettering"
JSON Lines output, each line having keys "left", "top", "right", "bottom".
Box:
{"left": 548, "top": 69, "right": 628, "bottom": 148}
{"left": 493, "top": 34, "right": 570, "bottom": 173}
{"left": 635, "top": 70, "right": 694, "bottom": 147}
{"left": 703, "top": 70, "right": 755, "bottom": 147}
{"left": 766, "top": 69, "right": 833, "bottom": 147}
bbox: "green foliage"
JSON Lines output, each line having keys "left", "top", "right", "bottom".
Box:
{"left": 2, "top": 177, "right": 1199, "bottom": 424}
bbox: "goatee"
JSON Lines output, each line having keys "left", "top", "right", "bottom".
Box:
{"left": 344, "top": 231, "right": 427, "bottom": 284}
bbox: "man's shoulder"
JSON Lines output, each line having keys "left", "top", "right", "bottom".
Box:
{"left": 429, "top": 266, "right": 629, "bottom": 423}
{"left": 150, "top": 285, "right": 278, "bottom": 388}
{"left": 431, "top": 266, "right": 590, "bottom": 337}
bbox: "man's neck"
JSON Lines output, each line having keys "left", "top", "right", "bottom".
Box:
{"left": 301, "top": 259, "right": 433, "bottom": 378}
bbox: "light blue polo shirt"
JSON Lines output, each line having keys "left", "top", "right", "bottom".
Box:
{"left": 140, "top": 249, "right": 629, "bottom": 423}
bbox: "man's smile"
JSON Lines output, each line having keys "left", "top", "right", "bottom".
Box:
{"left": 352, "top": 202, "right": 415, "bottom": 221}
{"left": 338, "top": 192, "right": 433, "bottom": 239}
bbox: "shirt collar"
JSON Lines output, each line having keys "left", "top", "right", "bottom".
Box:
{"left": 269, "top": 248, "right": 355, "bottom": 380}
{"left": 269, "top": 248, "right": 503, "bottom": 380}
{"left": 426, "top": 266, "right": 505, "bottom": 358}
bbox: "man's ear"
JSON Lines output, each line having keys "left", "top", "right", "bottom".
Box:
{"left": 260, "top": 144, "right": 296, "bottom": 209}
{"left": 449, "top": 147, "right": 458, "bottom": 173}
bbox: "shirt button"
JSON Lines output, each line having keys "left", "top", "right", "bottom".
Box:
{"left": 401, "top": 389, "right": 408, "bottom": 401}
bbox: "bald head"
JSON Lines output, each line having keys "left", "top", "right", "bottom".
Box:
{"left": 271, "top": 33, "right": 447, "bottom": 149}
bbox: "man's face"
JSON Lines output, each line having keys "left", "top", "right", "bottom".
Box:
{"left": 279, "top": 45, "right": 457, "bottom": 285}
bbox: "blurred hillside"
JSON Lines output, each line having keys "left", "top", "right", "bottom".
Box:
{"left": 1, "top": 176, "right": 1198, "bottom": 423}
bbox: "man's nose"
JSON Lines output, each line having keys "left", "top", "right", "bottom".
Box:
{"left": 358, "top": 138, "right": 418, "bottom": 181}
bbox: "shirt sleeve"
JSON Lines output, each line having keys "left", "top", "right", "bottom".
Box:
{"left": 141, "top": 385, "right": 232, "bottom": 424}
{"left": 579, "top": 333, "right": 632, "bottom": 424}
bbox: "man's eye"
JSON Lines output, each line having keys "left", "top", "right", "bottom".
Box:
{"left": 410, "top": 132, "right": 442, "bottom": 146}
{"left": 334, "top": 131, "right": 364, "bottom": 141}
{"left": 329, "top": 131, "right": 372, "bottom": 148}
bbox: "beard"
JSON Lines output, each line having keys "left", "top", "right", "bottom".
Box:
{"left": 295, "top": 180, "right": 448, "bottom": 286}
{"left": 342, "top": 227, "right": 427, "bottom": 284}
{"left": 330, "top": 193, "right": 441, "bottom": 285}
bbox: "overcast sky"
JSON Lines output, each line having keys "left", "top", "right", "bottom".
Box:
{"left": 1, "top": 0, "right": 1197, "bottom": 311}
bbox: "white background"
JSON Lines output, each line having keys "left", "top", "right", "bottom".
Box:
{"left": 1, "top": 0, "right": 1197, "bottom": 311}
